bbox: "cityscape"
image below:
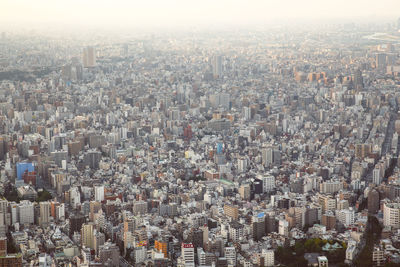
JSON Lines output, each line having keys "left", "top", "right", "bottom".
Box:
{"left": 1, "top": 1, "right": 400, "bottom": 267}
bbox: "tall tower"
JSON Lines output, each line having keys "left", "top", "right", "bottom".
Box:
{"left": 83, "top": 47, "right": 96, "bottom": 68}
{"left": 212, "top": 55, "right": 223, "bottom": 78}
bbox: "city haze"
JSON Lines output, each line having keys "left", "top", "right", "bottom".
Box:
{"left": 1, "top": 0, "right": 400, "bottom": 31}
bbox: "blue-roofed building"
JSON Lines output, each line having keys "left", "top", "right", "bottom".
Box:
{"left": 16, "top": 162, "right": 35, "bottom": 180}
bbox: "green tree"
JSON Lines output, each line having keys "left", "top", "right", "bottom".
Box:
{"left": 36, "top": 189, "right": 52, "bottom": 202}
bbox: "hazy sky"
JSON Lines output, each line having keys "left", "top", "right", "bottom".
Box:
{"left": 1, "top": 0, "right": 400, "bottom": 29}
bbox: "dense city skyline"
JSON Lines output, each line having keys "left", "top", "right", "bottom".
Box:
{"left": 1, "top": 2, "right": 400, "bottom": 267}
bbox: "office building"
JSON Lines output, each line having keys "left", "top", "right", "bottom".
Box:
{"left": 98, "top": 242, "right": 120, "bottom": 266}
{"left": 18, "top": 200, "right": 34, "bottom": 225}
{"left": 181, "top": 243, "right": 195, "bottom": 267}
{"left": 225, "top": 247, "right": 236, "bottom": 266}
{"left": 81, "top": 222, "right": 95, "bottom": 249}
{"left": 94, "top": 185, "right": 104, "bottom": 202}
{"left": 262, "top": 175, "right": 275, "bottom": 193}
{"left": 39, "top": 201, "right": 50, "bottom": 226}
{"left": 212, "top": 55, "right": 223, "bottom": 78}
{"left": 83, "top": 46, "right": 96, "bottom": 68}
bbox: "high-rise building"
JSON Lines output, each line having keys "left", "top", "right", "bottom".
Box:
{"left": 376, "top": 53, "right": 387, "bottom": 70}
{"left": 336, "top": 208, "right": 355, "bottom": 227}
{"left": 237, "top": 157, "right": 247, "bottom": 173}
{"left": 278, "top": 219, "right": 289, "bottom": 236}
{"left": 155, "top": 240, "right": 168, "bottom": 258}
{"left": 262, "top": 175, "right": 275, "bottom": 193}
{"left": 98, "top": 242, "right": 120, "bottom": 267}
{"left": 83, "top": 46, "right": 96, "bottom": 68}
{"left": 243, "top": 106, "right": 251, "bottom": 120}
{"left": 187, "top": 228, "right": 203, "bottom": 250}
{"left": 265, "top": 214, "right": 277, "bottom": 233}
{"left": 252, "top": 213, "right": 266, "bottom": 241}
{"left": 133, "top": 201, "right": 147, "bottom": 215}
{"left": 39, "top": 201, "right": 50, "bottom": 226}
{"left": 56, "top": 203, "right": 65, "bottom": 221}
{"left": 89, "top": 201, "right": 102, "bottom": 222}
{"left": 229, "top": 222, "right": 244, "bottom": 242}
{"left": 84, "top": 150, "right": 102, "bottom": 169}
{"left": 353, "top": 69, "right": 364, "bottom": 90}
{"left": 318, "top": 195, "right": 336, "bottom": 213}
{"left": 320, "top": 180, "right": 343, "bottom": 194}
{"left": 81, "top": 222, "right": 95, "bottom": 249}
{"left": 262, "top": 146, "right": 280, "bottom": 167}
{"left": 224, "top": 204, "right": 239, "bottom": 220}
{"left": 263, "top": 249, "right": 275, "bottom": 267}
{"left": 0, "top": 200, "right": 7, "bottom": 237}
{"left": 304, "top": 207, "right": 319, "bottom": 227}
{"left": 134, "top": 246, "right": 147, "bottom": 264}
{"left": 384, "top": 202, "right": 400, "bottom": 228}
{"left": 212, "top": 55, "right": 223, "bottom": 78}
{"left": 70, "top": 213, "right": 86, "bottom": 235}
{"left": 239, "top": 184, "right": 251, "bottom": 201}
{"left": 373, "top": 167, "right": 382, "bottom": 185}
{"left": 372, "top": 247, "right": 385, "bottom": 266}
{"left": 123, "top": 217, "right": 135, "bottom": 233}
{"left": 94, "top": 231, "right": 105, "bottom": 256}
{"left": 225, "top": 247, "right": 236, "bottom": 266}
{"left": 321, "top": 212, "right": 336, "bottom": 230}
{"left": 181, "top": 243, "right": 195, "bottom": 267}
{"left": 18, "top": 200, "right": 34, "bottom": 225}
{"left": 94, "top": 185, "right": 105, "bottom": 202}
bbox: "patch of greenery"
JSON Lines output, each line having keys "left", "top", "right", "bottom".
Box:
{"left": 276, "top": 238, "right": 347, "bottom": 266}
{"left": 36, "top": 189, "right": 53, "bottom": 202}
{"left": 188, "top": 175, "right": 206, "bottom": 182}
{"left": 2, "top": 185, "right": 21, "bottom": 203}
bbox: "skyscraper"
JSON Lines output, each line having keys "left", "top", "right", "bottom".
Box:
{"left": 376, "top": 53, "right": 387, "bottom": 70}
{"left": 83, "top": 46, "right": 96, "bottom": 68}
{"left": 212, "top": 55, "right": 223, "bottom": 78}
{"left": 353, "top": 69, "right": 364, "bottom": 90}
